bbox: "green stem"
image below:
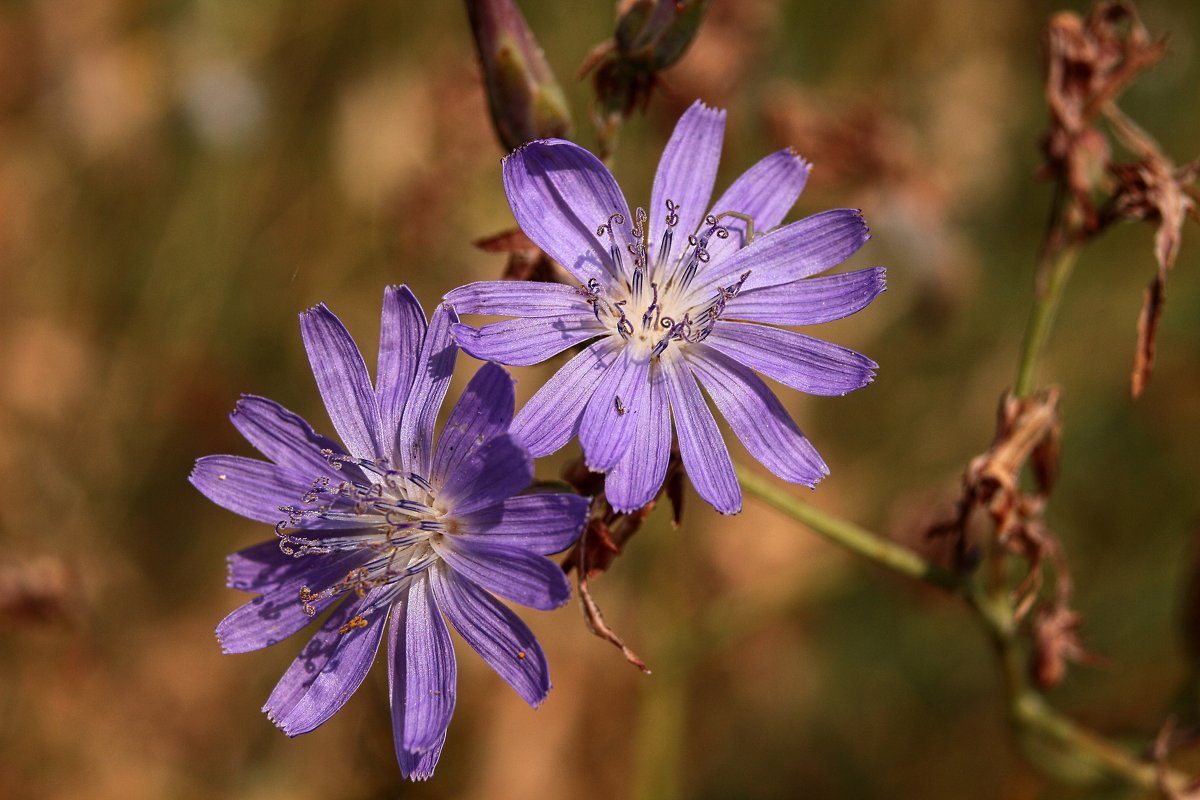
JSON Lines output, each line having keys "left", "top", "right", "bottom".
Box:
{"left": 736, "top": 465, "right": 960, "bottom": 591}
{"left": 1014, "top": 243, "right": 1081, "bottom": 398}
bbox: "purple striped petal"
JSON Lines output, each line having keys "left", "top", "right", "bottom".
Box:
{"left": 396, "top": 573, "right": 456, "bottom": 752}
{"left": 377, "top": 285, "right": 428, "bottom": 451}
{"left": 578, "top": 347, "right": 651, "bottom": 471}
{"left": 444, "top": 281, "right": 592, "bottom": 317}
{"left": 510, "top": 337, "right": 621, "bottom": 458}
{"left": 687, "top": 345, "right": 828, "bottom": 486}
{"left": 229, "top": 396, "right": 346, "bottom": 479}
{"left": 437, "top": 434, "right": 532, "bottom": 517}
{"left": 190, "top": 455, "right": 315, "bottom": 525}
{"left": 660, "top": 350, "right": 740, "bottom": 514}
{"left": 227, "top": 539, "right": 367, "bottom": 593}
{"left": 430, "top": 566, "right": 551, "bottom": 707}
{"left": 605, "top": 364, "right": 671, "bottom": 512}
{"left": 431, "top": 362, "right": 516, "bottom": 490}
{"left": 300, "top": 304, "right": 384, "bottom": 461}
{"left": 450, "top": 315, "right": 604, "bottom": 367}
{"left": 503, "top": 139, "right": 633, "bottom": 285}
{"left": 395, "top": 732, "right": 445, "bottom": 782}
{"left": 691, "top": 209, "right": 870, "bottom": 301}
{"left": 724, "top": 267, "right": 886, "bottom": 325}
{"left": 216, "top": 579, "right": 335, "bottom": 654}
{"left": 396, "top": 304, "right": 458, "bottom": 477}
{"left": 264, "top": 590, "right": 388, "bottom": 736}
{"left": 650, "top": 101, "right": 725, "bottom": 273}
{"left": 433, "top": 539, "right": 571, "bottom": 610}
{"left": 452, "top": 493, "right": 589, "bottom": 555}
{"left": 704, "top": 148, "right": 810, "bottom": 264}
{"left": 703, "top": 321, "right": 877, "bottom": 396}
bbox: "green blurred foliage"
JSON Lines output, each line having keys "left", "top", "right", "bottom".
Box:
{"left": 0, "top": 1, "right": 1197, "bottom": 798}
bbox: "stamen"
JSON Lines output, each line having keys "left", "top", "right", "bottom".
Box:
{"left": 613, "top": 300, "right": 633, "bottom": 338}
{"left": 596, "top": 212, "right": 626, "bottom": 273}
{"left": 641, "top": 283, "right": 660, "bottom": 331}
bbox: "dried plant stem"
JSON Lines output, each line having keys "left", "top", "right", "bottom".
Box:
{"left": 737, "top": 465, "right": 1190, "bottom": 792}
{"left": 1014, "top": 242, "right": 1082, "bottom": 398}
{"left": 735, "top": 466, "right": 959, "bottom": 591}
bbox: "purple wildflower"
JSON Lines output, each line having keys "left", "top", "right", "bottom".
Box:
{"left": 446, "top": 101, "right": 883, "bottom": 514}
{"left": 190, "top": 286, "right": 587, "bottom": 780}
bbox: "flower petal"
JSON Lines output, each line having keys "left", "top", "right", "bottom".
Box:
{"left": 650, "top": 101, "right": 725, "bottom": 274}
{"left": 263, "top": 590, "right": 388, "bottom": 736}
{"left": 724, "top": 267, "right": 886, "bottom": 326}
{"left": 452, "top": 493, "right": 589, "bottom": 556}
{"left": 578, "top": 347, "right": 651, "bottom": 471}
{"left": 190, "top": 455, "right": 316, "bottom": 525}
{"left": 509, "top": 337, "right": 621, "bottom": 458}
{"left": 387, "top": 594, "right": 450, "bottom": 779}
{"left": 396, "top": 304, "right": 459, "bottom": 477}
{"left": 703, "top": 148, "right": 810, "bottom": 264}
{"left": 395, "top": 733, "right": 445, "bottom": 782}
{"left": 437, "top": 434, "right": 532, "bottom": 517}
{"left": 396, "top": 573, "right": 457, "bottom": 753}
{"left": 227, "top": 539, "right": 366, "bottom": 592}
{"left": 503, "top": 139, "right": 633, "bottom": 285}
{"left": 229, "top": 396, "right": 347, "bottom": 479}
{"left": 433, "top": 539, "right": 571, "bottom": 611}
{"left": 687, "top": 345, "right": 829, "bottom": 486}
{"left": 377, "top": 285, "right": 428, "bottom": 451}
{"left": 703, "top": 321, "right": 877, "bottom": 396}
{"left": 431, "top": 362, "right": 516, "bottom": 490}
{"left": 430, "top": 566, "right": 551, "bottom": 707}
{"left": 429, "top": 566, "right": 549, "bottom": 710}
{"left": 300, "top": 304, "right": 384, "bottom": 461}
{"left": 605, "top": 363, "right": 671, "bottom": 512}
{"left": 450, "top": 315, "right": 604, "bottom": 367}
{"left": 689, "top": 209, "right": 870, "bottom": 301}
{"left": 444, "top": 281, "right": 592, "bottom": 317}
{"left": 659, "top": 349, "right": 740, "bottom": 514}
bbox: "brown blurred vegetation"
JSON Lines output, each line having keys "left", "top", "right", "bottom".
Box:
{"left": 1, "top": 1, "right": 1198, "bottom": 798}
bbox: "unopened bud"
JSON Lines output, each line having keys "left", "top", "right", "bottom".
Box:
{"left": 614, "top": 0, "right": 709, "bottom": 71}
{"left": 466, "top": 0, "right": 573, "bottom": 152}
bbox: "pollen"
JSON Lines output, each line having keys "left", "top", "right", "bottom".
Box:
{"left": 339, "top": 614, "right": 369, "bottom": 635}
{"left": 517, "top": 650, "right": 526, "bottom": 660}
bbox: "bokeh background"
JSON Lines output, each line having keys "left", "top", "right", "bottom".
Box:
{"left": 2, "top": 1, "right": 1199, "bottom": 798}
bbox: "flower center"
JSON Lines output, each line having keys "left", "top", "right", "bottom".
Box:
{"left": 585, "top": 199, "right": 752, "bottom": 359}
{"left": 275, "top": 452, "right": 447, "bottom": 625}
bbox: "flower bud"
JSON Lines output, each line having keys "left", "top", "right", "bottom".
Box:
{"left": 614, "top": 0, "right": 709, "bottom": 71}
{"left": 465, "top": 0, "right": 573, "bottom": 152}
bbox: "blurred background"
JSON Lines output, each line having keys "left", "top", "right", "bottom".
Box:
{"left": 1, "top": 0, "right": 1199, "bottom": 798}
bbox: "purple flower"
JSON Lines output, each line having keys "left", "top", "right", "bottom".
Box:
{"left": 190, "top": 286, "right": 587, "bottom": 780}
{"left": 446, "top": 101, "right": 883, "bottom": 515}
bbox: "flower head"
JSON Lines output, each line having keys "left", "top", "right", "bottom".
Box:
{"left": 447, "top": 101, "right": 883, "bottom": 514}
{"left": 190, "top": 286, "right": 587, "bottom": 780}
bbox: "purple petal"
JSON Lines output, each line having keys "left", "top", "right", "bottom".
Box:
{"left": 395, "top": 733, "right": 445, "bottom": 782}
{"left": 691, "top": 209, "right": 870, "bottom": 301}
{"left": 659, "top": 350, "right": 741, "bottom": 514}
{"left": 510, "top": 337, "right": 621, "bottom": 458}
{"left": 431, "top": 362, "right": 516, "bottom": 490}
{"left": 394, "top": 573, "right": 456, "bottom": 753}
{"left": 433, "top": 539, "right": 571, "bottom": 611}
{"left": 437, "top": 433, "right": 532, "bottom": 516}
{"left": 227, "top": 539, "right": 367, "bottom": 593}
{"left": 444, "top": 281, "right": 592, "bottom": 317}
{"left": 263, "top": 590, "right": 388, "bottom": 736}
{"left": 687, "top": 345, "right": 829, "bottom": 486}
{"left": 703, "top": 149, "right": 811, "bottom": 264}
{"left": 430, "top": 566, "right": 550, "bottom": 707}
{"left": 216, "top": 577, "right": 340, "bottom": 654}
{"left": 724, "top": 267, "right": 886, "bottom": 326}
{"left": 229, "top": 396, "right": 347, "bottom": 479}
{"left": 650, "top": 101, "right": 725, "bottom": 273}
{"left": 452, "top": 493, "right": 589, "bottom": 555}
{"left": 605, "top": 364, "right": 671, "bottom": 512}
{"left": 396, "top": 304, "right": 459, "bottom": 477}
{"left": 300, "top": 304, "right": 384, "bottom": 461}
{"left": 703, "top": 321, "right": 877, "bottom": 396}
{"left": 450, "top": 315, "right": 604, "bottom": 367}
{"left": 578, "top": 347, "right": 651, "bottom": 471}
{"left": 503, "top": 139, "right": 633, "bottom": 285}
{"left": 377, "top": 285, "right": 428, "bottom": 451}
{"left": 190, "top": 455, "right": 316, "bottom": 525}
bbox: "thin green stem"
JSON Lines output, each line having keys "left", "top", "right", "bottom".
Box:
{"left": 1014, "top": 243, "right": 1081, "bottom": 398}
{"left": 736, "top": 466, "right": 960, "bottom": 591}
